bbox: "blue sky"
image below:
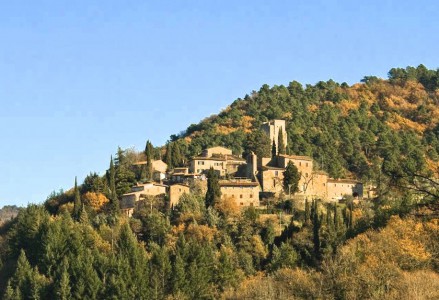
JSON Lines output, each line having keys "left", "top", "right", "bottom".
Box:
{"left": 1, "top": 1, "right": 438, "bottom": 206}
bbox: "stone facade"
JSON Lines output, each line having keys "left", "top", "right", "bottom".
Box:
{"left": 189, "top": 146, "right": 246, "bottom": 177}
{"left": 219, "top": 180, "right": 260, "bottom": 207}
{"left": 169, "top": 183, "right": 190, "bottom": 208}
{"left": 261, "top": 119, "right": 288, "bottom": 152}
{"left": 121, "top": 183, "right": 167, "bottom": 206}
{"left": 326, "top": 179, "right": 363, "bottom": 201}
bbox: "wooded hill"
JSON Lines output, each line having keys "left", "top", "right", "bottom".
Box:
{"left": 167, "top": 64, "right": 439, "bottom": 183}
{"left": 0, "top": 65, "right": 438, "bottom": 299}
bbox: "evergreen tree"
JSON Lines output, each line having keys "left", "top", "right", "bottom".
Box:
{"left": 304, "top": 198, "right": 310, "bottom": 225}
{"left": 114, "top": 148, "right": 136, "bottom": 197}
{"left": 271, "top": 139, "right": 277, "bottom": 158}
{"left": 108, "top": 156, "right": 120, "bottom": 214}
{"left": 244, "top": 129, "right": 271, "bottom": 158}
{"left": 73, "top": 177, "right": 81, "bottom": 221}
{"left": 312, "top": 200, "right": 321, "bottom": 261}
{"left": 165, "top": 143, "right": 173, "bottom": 170}
{"left": 172, "top": 142, "right": 184, "bottom": 168}
{"left": 144, "top": 140, "right": 154, "bottom": 181}
{"left": 205, "top": 168, "right": 221, "bottom": 208}
{"left": 277, "top": 129, "right": 286, "bottom": 155}
{"left": 172, "top": 253, "right": 186, "bottom": 294}
{"left": 283, "top": 161, "right": 301, "bottom": 195}
{"left": 54, "top": 258, "right": 71, "bottom": 300}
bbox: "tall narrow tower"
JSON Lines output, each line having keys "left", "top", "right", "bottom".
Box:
{"left": 260, "top": 120, "right": 287, "bottom": 153}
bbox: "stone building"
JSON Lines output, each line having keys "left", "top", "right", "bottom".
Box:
{"left": 189, "top": 146, "right": 246, "bottom": 177}
{"left": 326, "top": 179, "right": 363, "bottom": 201}
{"left": 169, "top": 183, "right": 190, "bottom": 208}
{"left": 219, "top": 180, "right": 260, "bottom": 207}
{"left": 121, "top": 183, "right": 168, "bottom": 216}
{"left": 261, "top": 119, "right": 288, "bottom": 152}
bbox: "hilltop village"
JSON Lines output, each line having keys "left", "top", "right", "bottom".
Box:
{"left": 121, "top": 120, "right": 364, "bottom": 217}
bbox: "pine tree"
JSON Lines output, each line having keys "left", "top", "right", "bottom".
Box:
{"left": 277, "top": 129, "right": 286, "bottom": 155}
{"left": 73, "top": 177, "right": 81, "bottom": 220}
{"left": 3, "top": 281, "right": 17, "bottom": 300}
{"left": 172, "top": 253, "right": 186, "bottom": 294}
{"left": 55, "top": 258, "right": 71, "bottom": 300}
{"left": 205, "top": 168, "right": 221, "bottom": 208}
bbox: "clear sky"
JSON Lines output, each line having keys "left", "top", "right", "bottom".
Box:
{"left": 1, "top": 1, "right": 438, "bottom": 207}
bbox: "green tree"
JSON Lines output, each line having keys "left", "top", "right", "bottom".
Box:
{"left": 277, "top": 129, "right": 286, "bottom": 155}
{"left": 165, "top": 143, "right": 173, "bottom": 170}
{"left": 244, "top": 129, "right": 271, "bottom": 158}
{"left": 107, "top": 156, "right": 120, "bottom": 214}
{"left": 271, "top": 139, "right": 277, "bottom": 158}
{"left": 283, "top": 161, "right": 301, "bottom": 195}
{"left": 144, "top": 140, "right": 153, "bottom": 181}
{"left": 73, "top": 177, "right": 81, "bottom": 221}
{"left": 54, "top": 258, "right": 71, "bottom": 300}
{"left": 205, "top": 168, "right": 221, "bottom": 208}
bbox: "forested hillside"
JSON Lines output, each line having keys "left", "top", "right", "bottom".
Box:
{"left": 168, "top": 64, "right": 439, "bottom": 183}
{"left": 0, "top": 65, "right": 439, "bottom": 299}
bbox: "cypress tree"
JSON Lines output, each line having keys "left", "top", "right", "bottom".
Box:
{"left": 271, "top": 139, "right": 277, "bottom": 158}
{"left": 172, "top": 142, "right": 183, "bottom": 168}
{"left": 73, "top": 177, "right": 81, "bottom": 221}
{"left": 205, "top": 168, "right": 221, "bottom": 208}
{"left": 165, "top": 143, "right": 173, "bottom": 170}
{"left": 108, "top": 156, "right": 120, "bottom": 214}
{"left": 277, "top": 129, "right": 286, "bottom": 155}
{"left": 312, "top": 200, "right": 321, "bottom": 261}
{"left": 304, "top": 199, "right": 310, "bottom": 225}
{"left": 145, "top": 140, "right": 153, "bottom": 181}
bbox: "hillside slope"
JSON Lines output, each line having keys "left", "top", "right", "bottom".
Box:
{"left": 168, "top": 65, "right": 439, "bottom": 183}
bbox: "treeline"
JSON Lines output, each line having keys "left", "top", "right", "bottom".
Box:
{"left": 1, "top": 180, "right": 438, "bottom": 299}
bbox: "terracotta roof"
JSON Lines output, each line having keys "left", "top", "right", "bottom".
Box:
{"left": 219, "top": 181, "right": 259, "bottom": 187}
{"left": 278, "top": 154, "right": 313, "bottom": 161}
{"left": 192, "top": 156, "right": 227, "bottom": 161}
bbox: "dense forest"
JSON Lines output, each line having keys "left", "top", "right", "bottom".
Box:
{"left": 1, "top": 65, "right": 439, "bottom": 299}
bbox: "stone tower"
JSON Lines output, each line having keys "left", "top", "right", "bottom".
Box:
{"left": 260, "top": 119, "right": 287, "bottom": 153}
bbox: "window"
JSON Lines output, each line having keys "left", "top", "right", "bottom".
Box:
{"left": 240, "top": 195, "right": 243, "bottom": 198}
{"left": 240, "top": 202, "right": 244, "bottom": 206}
{"left": 306, "top": 162, "right": 309, "bottom": 167}
{"left": 275, "top": 171, "right": 278, "bottom": 176}
{"left": 250, "top": 194, "right": 253, "bottom": 198}
{"left": 299, "top": 162, "right": 302, "bottom": 166}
